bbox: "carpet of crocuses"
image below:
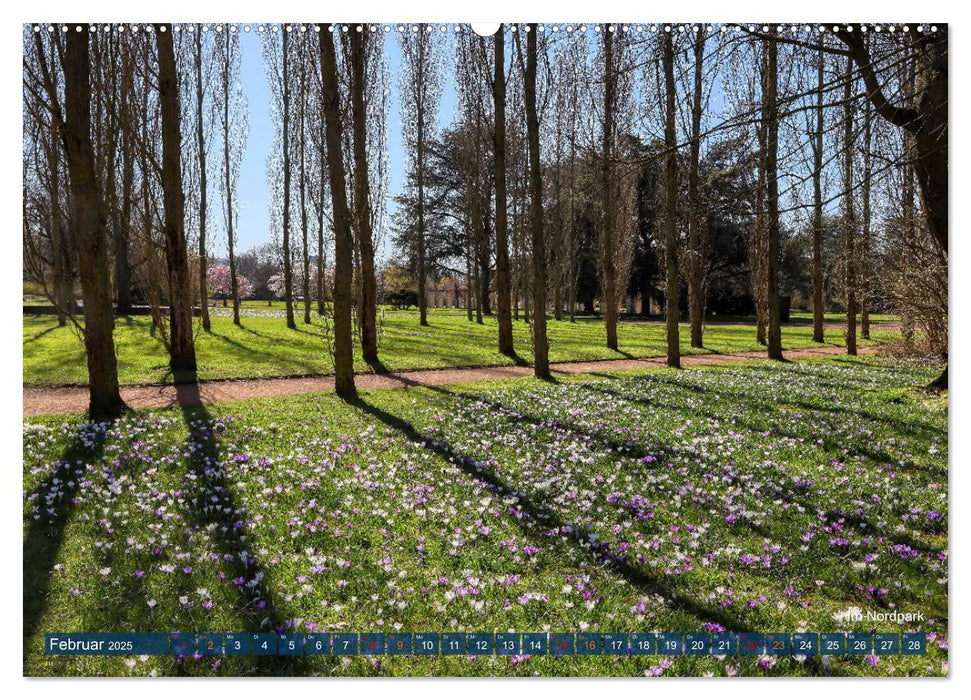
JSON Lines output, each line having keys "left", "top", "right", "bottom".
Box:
{"left": 23, "top": 356, "right": 948, "bottom": 676}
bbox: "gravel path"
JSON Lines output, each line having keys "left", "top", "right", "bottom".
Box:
{"left": 23, "top": 344, "right": 885, "bottom": 417}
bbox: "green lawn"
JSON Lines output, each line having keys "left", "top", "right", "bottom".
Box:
{"left": 23, "top": 308, "right": 901, "bottom": 386}
{"left": 23, "top": 356, "right": 947, "bottom": 676}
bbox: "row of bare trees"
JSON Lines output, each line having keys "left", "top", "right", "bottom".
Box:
{"left": 390, "top": 24, "right": 947, "bottom": 383}
{"left": 22, "top": 24, "right": 949, "bottom": 412}
{"left": 23, "top": 24, "right": 391, "bottom": 409}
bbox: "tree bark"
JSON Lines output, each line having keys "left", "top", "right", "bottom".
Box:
{"left": 812, "top": 34, "right": 825, "bottom": 343}
{"left": 415, "top": 35, "right": 429, "bottom": 327}
{"left": 299, "top": 42, "right": 312, "bottom": 326}
{"left": 764, "top": 36, "right": 783, "bottom": 361}
{"left": 493, "top": 29, "right": 514, "bottom": 354}
{"left": 44, "top": 128, "right": 71, "bottom": 325}
{"left": 687, "top": 27, "right": 707, "bottom": 349}
{"left": 842, "top": 55, "right": 857, "bottom": 356}
{"left": 157, "top": 24, "right": 197, "bottom": 373}
{"left": 861, "top": 81, "right": 872, "bottom": 341}
{"left": 221, "top": 35, "right": 241, "bottom": 327}
{"left": 115, "top": 55, "right": 134, "bottom": 317}
{"left": 319, "top": 27, "right": 356, "bottom": 396}
{"left": 317, "top": 172, "right": 326, "bottom": 315}
{"left": 901, "top": 55, "right": 917, "bottom": 343}
{"left": 349, "top": 30, "right": 379, "bottom": 363}
{"left": 195, "top": 30, "right": 211, "bottom": 332}
{"left": 662, "top": 31, "right": 681, "bottom": 369}
{"left": 60, "top": 26, "right": 126, "bottom": 417}
{"left": 525, "top": 25, "right": 549, "bottom": 379}
{"left": 601, "top": 26, "right": 618, "bottom": 351}
{"left": 281, "top": 30, "right": 296, "bottom": 329}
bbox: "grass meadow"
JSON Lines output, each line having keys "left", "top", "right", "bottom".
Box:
{"left": 23, "top": 307, "right": 901, "bottom": 386}
{"left": 23, "top": 356, "right": 946, "bottom": 676}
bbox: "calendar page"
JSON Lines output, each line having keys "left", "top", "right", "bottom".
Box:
{"left": 21, "top": 18, "right": 948, "bottom": 682}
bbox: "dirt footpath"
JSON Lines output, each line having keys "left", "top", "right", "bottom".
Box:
{"left": 23, "top": 344, "right": 885, "bottom": 417}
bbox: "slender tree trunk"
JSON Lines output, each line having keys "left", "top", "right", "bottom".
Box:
{"left": 44, "top": 132, "right": 69, "bottom": 325}
{"left": 116, "top": 63, "right": 134, "bottom": 316}
{"left": 764, "top": 37, "right": 783, "bottom": 361}
{"left": 349, "top": 30, "right": 379, "bottom": 363}
{"left": 98, "top": 37, "right": 128, "bottom": 328}
{"left": 416, "top": 40, "right": 429, "bottom": 327}
{"left": 319, "top": 27, "right": 355, "bottom": 395}
{"left": 60, "top": 26, "right": 125, "bottom": 416}
{"left": 493, "top": 30, "right": 514, "bottom": 354}
{"left": 317, "top": 174, "right": 326, "bottom": 315}
{"left": 478, "top": 224, "right": 491, "bottom": 317}
{"left": 157, "top": 25, "right": 197, "bottom": 373}
{"left": 753, "top": 128, "right": 768, "bottom": 347}
{"left": 662, "top": 31, "right": 681, "bottom": 369}
{"left": 812, "top": 35, "right": 825, "bottom": 343}
{"left": 525, "top": 25, "right": 549, "bottom": 379}
{"left": 901, "top": 56, "right": 916, "bottom": 343}
{"left": 861, "top": 88, "right": 872, "bottom": 340}
{"left": 567, "top": 89, "right": 578, "bottom": 325}
{"left": 195, "top": 31, "right": 211, "bottom": 332}
{"left": 465, "top": 240, "right": 473, "bottom": 322}
{"left": 601, "top": 26, "right": 618, "bottom": 351}
{"left": 299, "top": 46, "right": 311, "bottom": 326}
{"left": 471, "top": 206, "right": 484, "bottom": 325}
{"left": 687, "top": 27, "right": 707, "bottom": 349}
{"left": 222, "top": 47, "right": 242, "bottom": 326}
{"left": 842, "top": 55, "right": 857, "bottom": 356}
{"left": 281, "top": 30, "right": 296, "bottom": 329}
{"left": 222, "top": 40, "right": 241, "bottom": 327}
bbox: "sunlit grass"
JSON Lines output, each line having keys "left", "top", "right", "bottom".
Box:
{"left": 23, "top": 356, "right": 946, "bottom": 676}
{"left": 23, "top": 308, "right": 901, "bottom": 386}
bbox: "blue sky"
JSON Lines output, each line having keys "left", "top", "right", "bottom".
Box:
{"left": 231, "top": 30, "right": 458, "bottom": 256}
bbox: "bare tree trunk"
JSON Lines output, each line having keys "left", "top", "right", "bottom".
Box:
{"left": 471, "top": 210, "right": 484, "bottom": 324}
{"left": 281, "top": 30, "right": 296, "bottom": 330}
{"left": 60, "top": 26, "right": 126, "bottom": 417}
{"left": 478, "top": 222, "right": 491, "bottom": 317}
{"left": 493, "top": 29, "right": 514, "bottom": 354}
{"left": 157, "top": 24, "right": 197, "bottom": 374}
{"left": 842, "top": 55, "right": 857, "bottom": 357}
{"left": 465, "top": 240, "right": 473, "bottom": 322}
{"left": 349, "top": 30, "right": 379, "bottom": 363}
{"left": 195, "top": 30, "right": 211, "bottom": 332}
{"left": 601, "top": 26, "right": 618, "bottom": 351}
{"left": 317, "top": 173, "right": 326, "bottom": 315}
{"left": 839, "top": 29, "right": 947, "bottom": 388}
{"left": 43, "top": 130, "right": 70, "bottom": 325}
{"left": 319, "top": 27, "right": 355, "bottom": 395}
{"left": 222, "top": 37, "right": 241, "bottom": 327}
{"left": 525, "top": 25, "right": 549, "bottom": 379}
{"left": 812, "top": 35, "right": 825, "bottom": 343}
{"left": 662, "top": 31, "right": 680, "bottom": 369}
{"left": 299, "top": 44, "right": 311, "bottom": 326}
{"left": 687, "top": 27, "right": 707, "bottom": 349}
{"left": 116, "top": 60, "right": 134, "bottom": 317}
{"left": 901, "top": 56, "right": 916, "bottom": 343}
{"left": 764, "top": 37, "right": 783, "bottom": 361}
{"left": 861, "top": 86, "right": 872, "bottom": 341}
{"left": 416, "top": 40, "right": 429, "bottom": 328}
{"left": 840, "top": 29, "right": 947, "bottom": 257}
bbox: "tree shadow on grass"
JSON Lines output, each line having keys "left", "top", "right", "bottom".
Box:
{"left": 503, "top": 351, "right": 531, "bottom": 367}
{"left": 24, "top": 324, "right": 59, "bottom": 344}
{"left": 173, "top": 379, "right": 325, "bottom": 676}
{"left": 342, "top": 393, "right": 750, "bottom": 633}
{"left": 442, "top": 376, "right": 943, "bottom": 588}
{"left": 23, "top": 418, "right": 116, "bottom": 657}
